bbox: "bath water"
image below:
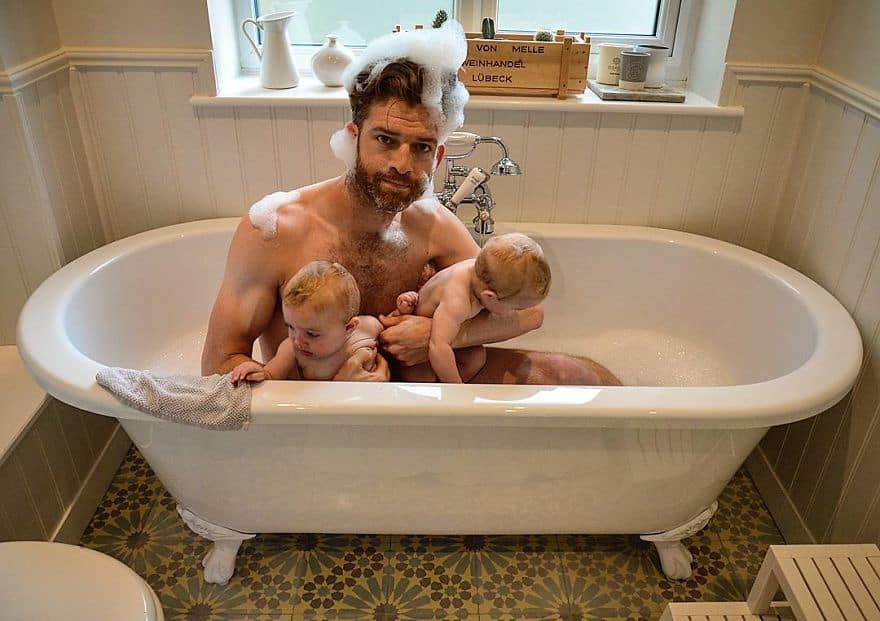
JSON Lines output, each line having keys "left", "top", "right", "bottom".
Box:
{"left": 146, "top": 325, "right": 732, "bottom": 388}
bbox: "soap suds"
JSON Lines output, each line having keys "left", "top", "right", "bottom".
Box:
{"left": 248, "top": 190, "right": 300, "bottom": 240}
{"left": 339, "top": 21, "right": 470, "bottom": 143}
{"left": 329, "top": 127, "right": 357, "bottom": 171}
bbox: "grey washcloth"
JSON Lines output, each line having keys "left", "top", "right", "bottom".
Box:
{"left": 96, "top": 368, "right": 251, "bottom": 430}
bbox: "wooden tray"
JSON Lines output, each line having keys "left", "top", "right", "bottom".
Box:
{"left": 588, "top": 79, "right": 686, "bottom": 103}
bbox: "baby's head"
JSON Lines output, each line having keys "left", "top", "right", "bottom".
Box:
{"left": 474, "top": 233, "right": 551, "bottom": 315}
{"left": 281, "top": 261, "right": 361, "bottom": 359}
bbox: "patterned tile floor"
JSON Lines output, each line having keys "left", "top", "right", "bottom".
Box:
{"left": 81, "top": 446, "right": 785, "bottom": 621}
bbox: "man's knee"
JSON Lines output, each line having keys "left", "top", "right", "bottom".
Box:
{"left": 474, "top": 348, "right": 621, "bottom": 386}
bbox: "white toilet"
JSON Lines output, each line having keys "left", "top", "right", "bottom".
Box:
{"left": 0, "top": 541, "right": 164, "bottom": 620}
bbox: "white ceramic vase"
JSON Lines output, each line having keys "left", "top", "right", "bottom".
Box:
{"left": 311, "top": 35, "right": 354, "bottom": 87}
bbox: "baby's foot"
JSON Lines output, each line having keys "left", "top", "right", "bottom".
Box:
{"left": 396, "top": 291, "right": 419, "bottom": 315}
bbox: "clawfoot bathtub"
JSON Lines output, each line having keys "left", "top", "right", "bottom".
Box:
{"left": 17, "top": 219, "right": 862, "bottom": 583}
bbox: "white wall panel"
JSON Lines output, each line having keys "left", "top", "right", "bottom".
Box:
{"left": 553, "top": 112, "right": 598, "bottom": 223}
{"left": 714, "top": 84, "right": 780, "bottom": 245}
{"left": 651, "top": 116, "right": 704, "bottom": 231}
{"left": 519, "top": 112, "right": 563, "bottom": 223}
{"left": 158, "top": 71, "right": 214, "bottom": 222}
{"left": 35, "top": 74, "right": 99, "bottom": 256}
{"left": 309, "top": 107, "right": 347, "bottom": 185}
{"left": 769, "top": 89, "right": 826, "bottom": 260}
{"left": 619, "top": 114, "right": 668, "bottom": 226}
{"left": 81, "top": 70, "right": 149, "bottom": 236}
{"left": 797, "top": 104, "right": 867, "bottom": 280}
{"left": 199, "top": 105, "right": 245, "bottom": 217}
{"left": 235, "top": 107, "right": 280, "bottom": 207}
{"left": 275, "top": 106, "right": 315, "bottom": 193}
{"left": 742, "top": 85, "right": 806, "bottom": 253}
{"left": 588, "top": 114, "right": 635, "bottom": 224}
{"left": 682, "top": 116, "right": 738, "bottom": 238}
{"left": 125, "top": 71, "right": 181, "bottom": 229}
{"left": 18, "top": 85, "right": 77, "bottom": 262}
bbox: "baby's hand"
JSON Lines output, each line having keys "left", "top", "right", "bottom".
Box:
{"left": 231, "top": 360, "right": 267, "bottom": 385}
{"left": 352, "top": 346, "right": 377, "bottom": 372}
{"left": 396, "top": 291, "right": 419, "bottom": 315}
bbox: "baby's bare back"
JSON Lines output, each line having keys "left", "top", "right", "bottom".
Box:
{"left": 414, "top": 259, "right": 482, "bottom": 320}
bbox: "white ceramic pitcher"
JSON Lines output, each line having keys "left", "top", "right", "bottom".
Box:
{"left": 241, "top": 11, "right": 300, "bottom": 89}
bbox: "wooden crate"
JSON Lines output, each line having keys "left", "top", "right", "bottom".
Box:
{"left": 457, "top": 32, "right": 590, "bottom": 99}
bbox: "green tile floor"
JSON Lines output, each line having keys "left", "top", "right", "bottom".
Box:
{"left": 81, "top": 446, "right": 784, "bottom": 621}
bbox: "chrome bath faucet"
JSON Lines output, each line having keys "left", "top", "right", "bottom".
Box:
{"left": 435, "top": 132, "right": 522, "bottom": 236}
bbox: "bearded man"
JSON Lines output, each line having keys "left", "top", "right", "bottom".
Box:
{"left": 201, "top": 25, "right": 618, "bottom": 386}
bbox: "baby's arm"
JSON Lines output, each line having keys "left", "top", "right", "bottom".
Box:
{"left": 332, "top": 315, "right": 387, "bottom": 381}
{"left": 428, "top": 300, "right": 472, "bottom": 383}
{"left": 262, "top": 338, "right": 298, "bottom": 380}
{"left": 348, "top": 315, "right": 384, "bottom": 372}
{"left": 232, "top": 338, "right": 297, "bottom": 383}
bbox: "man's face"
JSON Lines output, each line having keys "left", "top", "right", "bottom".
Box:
{"left": 349, "top": 99, "right": 445, "bottom": 214}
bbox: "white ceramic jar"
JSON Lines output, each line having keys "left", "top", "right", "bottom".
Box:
{"left": 311, "top": 34, "right": 354, "bottom": 87}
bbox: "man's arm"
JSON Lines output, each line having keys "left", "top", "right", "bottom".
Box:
{"left": 201, "top": 218, "right": 281, "bottom": 375}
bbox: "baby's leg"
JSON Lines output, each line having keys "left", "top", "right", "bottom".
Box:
{"left": 396, "top": 291, "right": 419, "bottom": 315}
{"left": 456, "top": 346, "right": 487, "bottom": 383}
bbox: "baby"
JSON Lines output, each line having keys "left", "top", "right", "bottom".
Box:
{"left": 231, "top": 261, "right": 384, "bottom": 383}
{"left": 394, "top": 232, "right": 551, "bottom": 383}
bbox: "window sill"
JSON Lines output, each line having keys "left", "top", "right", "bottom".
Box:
{"left": 190, "top": 74, "right": 743, "bottom": 118}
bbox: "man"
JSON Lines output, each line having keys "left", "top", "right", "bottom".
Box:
{"left": 201, "top": 29, "right": 618, "bottom": 386}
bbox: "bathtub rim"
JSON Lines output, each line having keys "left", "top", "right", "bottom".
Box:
{"left": 16, "top": 218, "right": 863, "bottom": 430}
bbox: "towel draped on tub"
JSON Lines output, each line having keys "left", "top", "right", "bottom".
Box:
{"left": 96, "top": 367, "right": 251, "bottom": 430}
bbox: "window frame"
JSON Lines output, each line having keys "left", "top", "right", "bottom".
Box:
{"left": 234, "top": 0, "right": 696, "bottom": 84}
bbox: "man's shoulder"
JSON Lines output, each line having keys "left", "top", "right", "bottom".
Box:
{"left": 244, "top": 180, "right": 336, "bottom": 242}
{"left": 406, "top": 194, "right": 444, "bottom": 218}
{"left": 404, "top": 194, "right": 462, "bottom": 231}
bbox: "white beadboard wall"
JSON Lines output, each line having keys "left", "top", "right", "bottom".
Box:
{"left": 0, "top": 398, "right": 127, "bottom": 543}
{"left": 756, "top": 75, "right": 880, "bottom": 546}
{"left": 68, "top": 63, "right": 809, "bottom": 253}
{"left": 0, "top": 58, "right": 120, "bottom": 545}
{"left": 0, "top": 62, "right": 103, "bottom": 345}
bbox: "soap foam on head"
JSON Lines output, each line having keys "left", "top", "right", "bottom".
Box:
{"left": 331, "top": 21, "right": 470, "bottom": 170}
{"left": 248, "top": 190, "right": 300, "bottom": 240}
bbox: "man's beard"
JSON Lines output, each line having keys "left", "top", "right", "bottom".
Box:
{"left": 347, "top": 156, "right": 430, "bottom": 215}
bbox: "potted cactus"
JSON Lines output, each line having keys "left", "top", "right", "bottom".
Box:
{"left": 481, "top": 17, "right": 495, "bottom": 39}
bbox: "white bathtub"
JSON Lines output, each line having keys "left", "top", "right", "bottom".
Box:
{"left": 17, "top": 218, "right": 861, "bottom": 583}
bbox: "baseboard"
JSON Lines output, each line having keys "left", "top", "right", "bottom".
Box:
{"left": 51, "top": 424, "right": 131, "bottom": 544}
{"left": 746, "top": 446, "right": 816, "bottom": 544}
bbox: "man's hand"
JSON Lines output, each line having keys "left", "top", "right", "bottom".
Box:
{"left": 334, "top": 351, "right": 390, "bottom": 382}
{"left": 378, "top": 314, "right": 433, "bottom": 366}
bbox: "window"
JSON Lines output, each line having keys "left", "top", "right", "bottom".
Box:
{"left": 256, "top": 0, "right": 456, "bottom": 46}
{"left": 235, "top": 0, "right": 694, "bottom": 84}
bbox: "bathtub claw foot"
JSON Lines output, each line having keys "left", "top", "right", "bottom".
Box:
{"left": 177, "top": 505, "right": 256, "bottom": 585}
{"left": 640, "top": 500, "right": 718, "bottom": 581}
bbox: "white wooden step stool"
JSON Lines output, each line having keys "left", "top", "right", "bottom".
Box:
{"left": 747, "top": 544, "right": 880, "bottom": 620}
{"left": 661, "top": 544, "right": 880, "bottom": 620}
{"left": 660, "top": 601, "right": 789, "bottom": 619}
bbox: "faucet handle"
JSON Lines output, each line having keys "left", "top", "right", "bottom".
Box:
{"left": 450, "top": 167, "right": 488, "bottom": 206}
{"left": 445, "top": 131, "right": 480, "bottom": 151}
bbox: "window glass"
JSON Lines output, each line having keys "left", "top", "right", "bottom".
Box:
{"left": 257, "top": 0, "right": 456, "bottom": 46}
{"left": 496, "top": 0, "right": 661, "bottom": 36}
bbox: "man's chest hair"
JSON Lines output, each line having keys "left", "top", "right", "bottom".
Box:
{"left": 329, "top": 228, "right": 425, "bottom": 314}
